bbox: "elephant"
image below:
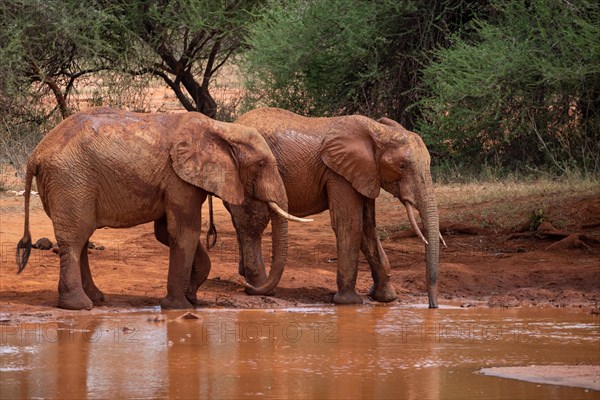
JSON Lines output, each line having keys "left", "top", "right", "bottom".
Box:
{"left": 15, "top": 107, "right": 308, "bottom": 310}
{"left": 225, "top": 108, "right": 442, "bottom": 307}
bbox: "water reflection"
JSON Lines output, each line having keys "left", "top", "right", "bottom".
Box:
{"left": 1, "top": 306, "right": 598, "bottom": 399}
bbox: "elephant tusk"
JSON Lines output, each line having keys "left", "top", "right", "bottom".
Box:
{"left": 268, "top": 202, "right": 313, "bottom": 223}
{"left": 439, "top": 233, "right": 447, "bottom": 248}
{"left": 404, "top": 202, "right": 429, "bottom": 245}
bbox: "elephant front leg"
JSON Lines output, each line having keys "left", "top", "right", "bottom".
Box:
{"left": 161, "top": 241, "right": 196, "bottom": 310}
{"left": 240, "top": 233, "right": 268, "bottom": 289}
{"left": 159, "top": 194, "right": 203, "bottom": 310}
{"left": 327, "top": 179, "right": 364, "bottom": 304}
{"left": 361, "top": 199, "right": 398, "bottom": 302}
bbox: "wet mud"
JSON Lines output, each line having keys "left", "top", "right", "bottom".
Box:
{"left": 1, "top": 306, "right": 598, "bottom": 399}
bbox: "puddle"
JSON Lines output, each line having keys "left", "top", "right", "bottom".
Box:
{"left": 1, "top": 306, "right": 598, "bottom": 399}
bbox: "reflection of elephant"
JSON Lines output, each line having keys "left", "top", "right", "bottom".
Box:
{"left": 227, "top": 108, "right": 441, "bottom": 307}
{"left": 16, "top": 107, "right": 304, "bottom": 310}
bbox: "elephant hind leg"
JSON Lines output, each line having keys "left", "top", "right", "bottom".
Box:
{"left": 361, "top": 199, "right": 398, "bottom": 302}
{"left": 80, "top": 241, "right": 105, "bottom": 304}
{"left": 186, "top": 243, "right": 211, "bottom": 305}
{"left": 55, "top": 233, "right": 94, "bottom": 310}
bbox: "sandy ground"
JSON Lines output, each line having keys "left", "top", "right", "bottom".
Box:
{"left": 1, "top": 171, "right": 599, "bottom": 313}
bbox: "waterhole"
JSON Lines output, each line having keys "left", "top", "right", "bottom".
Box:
{"left": 1, "top": 306, "right": 598, "bottom": 399}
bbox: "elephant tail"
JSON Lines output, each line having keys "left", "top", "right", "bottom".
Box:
{"left": 205, "top": 195, "right": 218, "bottom": 250}
{"left": 16, "top": 163, "right": 35, "bottom": 274}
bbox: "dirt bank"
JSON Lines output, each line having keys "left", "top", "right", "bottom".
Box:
{"left": 1, "top": 174, "right": 599, "bottom": 316}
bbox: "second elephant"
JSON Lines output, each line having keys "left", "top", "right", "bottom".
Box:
{"left": 226, "top": 108, "right": 441, "bottom": 307}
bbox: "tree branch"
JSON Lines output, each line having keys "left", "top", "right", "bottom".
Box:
{"left": 202, "top": 38, "right": 222, "bottom": 88}
{"left": 64, "top": 68, "right": 109, "bottom": 99}
{"left": 128, "top": 67, "right": 195, "bottom": 111}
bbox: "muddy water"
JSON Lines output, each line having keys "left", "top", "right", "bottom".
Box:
{"left": 1, "top": 306, "right": 598, "bottom": 399}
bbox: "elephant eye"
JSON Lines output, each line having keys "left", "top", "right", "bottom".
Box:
{"left": 257, "top": 160, "right": 266, "bottom": 168}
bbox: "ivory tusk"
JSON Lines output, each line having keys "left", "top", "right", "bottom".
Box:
{"left": 404, "top": 202, "right": 429, "bottom": 245}
{"left": 268, "top": 202, "right": 313, "bottom": 223}
{"left": 439, "top": 233, "right": 447, "bottom": 248}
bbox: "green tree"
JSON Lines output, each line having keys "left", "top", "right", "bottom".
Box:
{"left": 419, "top": 0, "right": 600, "bottom": 175}
{"left": 1, "top": 0, "right": 263, "bottom": 172}
{"left": 242, "top": 0, "right": 480, "bottom": 126}
{"left": 242, "top": 0, "right": 385, "bottom": 116}
{"left": 0, "top": 0, "right": 119, "bottom": 172}
{"left": 103, "top": 0, "right": 264, "bottom": 118}
{"left": 0, "top": 0, "right": 116, "bottom": 119}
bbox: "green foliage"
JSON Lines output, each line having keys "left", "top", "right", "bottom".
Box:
{"left": 0, "top": 0, "right": 117, "bottom": 172}
{"left": 529, "top": 209, "right": 545, "bottom": 231}
{"left": 0, "top": 0, "right": 119, "bottom": 118}
{"left": 0, "top": 0, "right": 262, "bottom": 172}
{"left": 242, "top": 0, "right": 480, "bottom": 124}
{"left": 242, "top": 0, "right": 385, "bottom": 116}
{"left": 101, "top": 0, "right": 265, "bottom": 117}
{"left": 419, "top": 0, "right": 600, "bottom": 176}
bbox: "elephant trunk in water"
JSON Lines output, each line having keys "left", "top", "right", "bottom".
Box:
{"left": 243, "top": 210, "right": 288, "bottom": 295}
{"left": 410, "top": 187, "right": 440, "bottom": 309}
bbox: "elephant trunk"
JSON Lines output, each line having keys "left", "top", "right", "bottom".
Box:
{"left": 403, "top": 189, "right": 440, "bottom": 308}
{"left": 243, "top": 208, "right": 288, "bottom": 295}
{"left": 420, "top": 191, "right": 440, "bottom": 308}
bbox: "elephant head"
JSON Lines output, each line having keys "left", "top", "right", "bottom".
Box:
{"left": 320, "top": 116, "right": 441, "bottom": 308}
{"left": 169, "top": 116, "right": 306, "bottom": 294}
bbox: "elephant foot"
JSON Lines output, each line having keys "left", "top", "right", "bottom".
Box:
{"left": 160, "top": 295, "right": 194, "bottom": 310}
{"left": 368, "top": 282, "right": 398, "bottom": 303}
{"left": 186, "top": 290, "right": 199, "bottom": 306}
{"left": 58, "top": 290, "right": 93, "bottom": 310}
{"left": 333, "top": 289, "right": 363, "bottom": 305}
{"left": 84, "top": 285, "right": 105, "bottom": 305}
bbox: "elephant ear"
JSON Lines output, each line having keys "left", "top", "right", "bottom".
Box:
{"left": 170, "top": 117, "right": 245, "bottom": 205}
{"left": 377, "top": 117, "right": 403, "bottom": 128}
{"left": 320, "top": 130, "right": 380, "bottom": 199}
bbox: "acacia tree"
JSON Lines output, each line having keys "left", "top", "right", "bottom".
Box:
{"left": 0, "top": 0, "right": 116, "bottom": 119}
{"left": 104, "top": 0, "right": 265, "bottom": 118}
{"left": 1, "top": 0, "right": 263, "bottom": 173}
{"left": 0, "top": 0, "right": 120, "bottom": 172}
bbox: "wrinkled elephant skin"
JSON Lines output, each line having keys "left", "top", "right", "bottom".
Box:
{"left": 229, "top": 108, "right": 441, "bottom": 307}
{"left": 16, "top": 107, "right": 292, "bottom": 310}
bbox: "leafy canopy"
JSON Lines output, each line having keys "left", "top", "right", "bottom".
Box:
{"left": 419, "top": 0, "right": 600, "bottom": 174}
{"left": 242, "top": 0, "right": 387, "bottom": 116}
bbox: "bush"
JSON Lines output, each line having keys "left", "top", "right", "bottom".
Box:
{"left": 242, "top": 0, "right": 386, "bottom": 116}
{"left": 419, "top": 0, "right": 600, "bottom": 176}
